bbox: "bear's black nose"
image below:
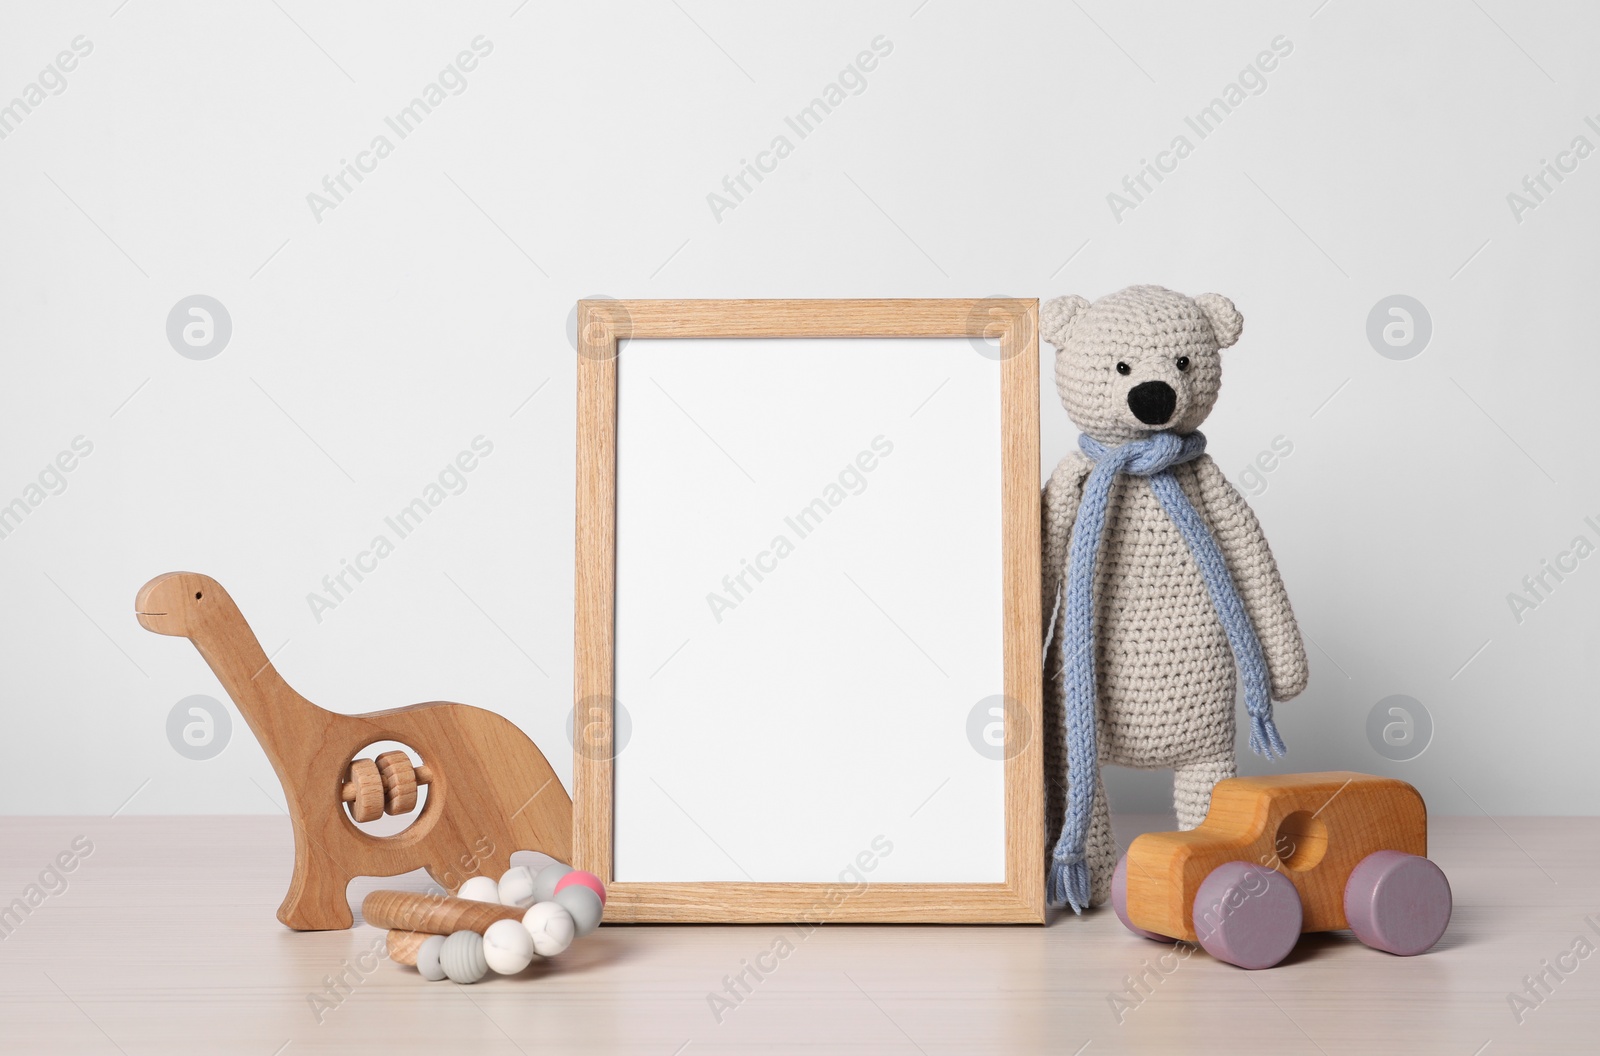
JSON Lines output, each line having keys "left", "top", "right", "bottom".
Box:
{"left": 1127, "top": 381, "right": 1176, "bottom": 425}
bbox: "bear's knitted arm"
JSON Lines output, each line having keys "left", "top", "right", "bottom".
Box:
{"left": 1042, "top": 451, "right": 1093, "bottom": 643}
{"left": 1191, "top": 455, "right": 1310, "bottom": 700}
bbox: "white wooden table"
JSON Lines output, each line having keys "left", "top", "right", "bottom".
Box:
{"left": 0, "top": 815, "right": 1594, "bottom": 1054}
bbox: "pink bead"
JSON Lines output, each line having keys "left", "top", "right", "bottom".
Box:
{"left": 554, "top": 869, "right": 606, "bottom": 906}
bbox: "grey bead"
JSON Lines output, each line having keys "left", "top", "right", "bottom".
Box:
{"left": 554, "top": 884, "right": 603, "bottom": 937}
{"left": 440, "top": 930, "right": 488, "bottom": 984}
{"left": 531, "top": 863, "right": 573, "bottom": 904}
{"left": 415, "top": 934, "right": 448, "bottom": 982}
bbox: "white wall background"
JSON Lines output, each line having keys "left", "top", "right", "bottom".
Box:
{"left": 0, "top": 0, "right": 1594, "bottom": 818}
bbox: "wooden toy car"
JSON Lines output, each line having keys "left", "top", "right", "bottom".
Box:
{"left": 1112, "top": 772, "right": 1451, "bottom": 969}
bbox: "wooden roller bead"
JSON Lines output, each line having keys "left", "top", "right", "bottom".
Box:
{"left": 341, "top": 755, "right": 438, "bottom": 818}
{"left": 375, "top": 750, "right": 418, "bottom": 815}
{"left": 386, "top": 929, "right": 430, "bottom": 966}
{"left": 343, "top": 758, "right": 384, "bottom": 823}
{"left": 362, "top": 889, "right": 522, "bottom": 937}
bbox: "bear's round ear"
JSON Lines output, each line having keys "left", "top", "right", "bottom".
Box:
{"left": 1040, "top": 294, "right": 1090, "bottom": 350}
{"left": 1194, "top": 293, "right": 1243, "bottom": 349}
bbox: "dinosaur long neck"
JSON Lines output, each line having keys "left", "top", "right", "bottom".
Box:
{"left": 186, "top": 593, "right": 329, "bottom": 766}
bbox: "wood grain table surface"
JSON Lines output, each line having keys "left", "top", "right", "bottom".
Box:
{"left": 0, "top": 814, "right": 1595, "bottom": 1055}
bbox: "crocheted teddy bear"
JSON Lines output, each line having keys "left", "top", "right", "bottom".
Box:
{"left": 1040, "top": 284, "right": 1309, "bottom": 911}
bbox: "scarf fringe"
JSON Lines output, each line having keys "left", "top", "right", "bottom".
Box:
{"left": 1048, "top": 856, "right": 1092, "bottom": 914}
{"left": 1249, "top": 712, "right": 1288, "bottom": 759}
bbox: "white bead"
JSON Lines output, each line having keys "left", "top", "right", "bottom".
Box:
{"left": 497, "top": 866, "right": 538, "bottom": 908}
{"left": 554, "top": 884, "right": 603, "bottom": 937}
{"left": 414, "top": 934, "right": 447, "bottom": 981}
{"left": 456, "top": 876, "right": 501, "bottom": 904}
{"left": 530, "top": 863, "right": 573, "bottom": 904}
{"left": 440, "top": 930, "right": 488, "bottom": 984}
{"left": 523, "top": 901, "right": 576, "bottom": 956}
{"left": 482, "top": 919, "right": 536, "bottom": 975}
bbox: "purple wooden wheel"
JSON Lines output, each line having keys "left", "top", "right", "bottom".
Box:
{"left": 1344, "top": 850, "right": 1452, "bottom": 956}
{"left": 1192, "top": 861, "right": 1303, "bottom": 969}
{"left": 1111, "top": 853, "right": 1172, "bottom": 941}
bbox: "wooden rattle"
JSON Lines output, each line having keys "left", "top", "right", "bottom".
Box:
{"left": 136, "top": 572, "right": 574, "bottom": 931}
{"left": 1113, "top": 772, "right": 1452, "bottom": 969}
{"left": 371, "top": 865, "right": 606, "bottom": 983}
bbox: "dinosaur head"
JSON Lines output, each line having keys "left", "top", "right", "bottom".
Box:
{"left": 136, "top": 572, "right": 225, "bottom": 637}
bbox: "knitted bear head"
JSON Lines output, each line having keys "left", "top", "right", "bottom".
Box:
{"left": 1040, "top": 285, "right": 1242, "bottom": 444}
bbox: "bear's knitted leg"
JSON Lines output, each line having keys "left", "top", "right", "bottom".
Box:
{"left": 1086, "top": 769, "right": 1116, "bottom": 906}
{"left": 1173, "top": 756, "right": 1235, "bottom": 831}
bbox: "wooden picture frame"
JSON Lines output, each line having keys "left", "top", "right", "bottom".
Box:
{"left": 573, "top": 299, "right": 1043, "bottom": 923}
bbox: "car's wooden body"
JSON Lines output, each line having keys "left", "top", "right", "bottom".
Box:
{"left": 1124, "top": 771, "right": 1427, "bottom": 943}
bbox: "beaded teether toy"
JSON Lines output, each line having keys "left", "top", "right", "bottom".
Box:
{"left": 365, "top": 861, "right": 607, "bottom": 983}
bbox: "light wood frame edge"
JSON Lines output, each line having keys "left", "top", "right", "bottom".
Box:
{"left": 574, "top": 299, "right": 1043, "bottom": 923}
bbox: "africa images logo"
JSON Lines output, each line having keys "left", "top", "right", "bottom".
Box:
{"left": 305, "top": 36, "right": 495, "bottom": 222}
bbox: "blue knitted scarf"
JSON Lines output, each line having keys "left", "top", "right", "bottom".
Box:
{"left": 1048, "top": 430, "right": 1286, "bottom": 913}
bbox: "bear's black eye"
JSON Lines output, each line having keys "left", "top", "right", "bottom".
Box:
{"left": 1115, "top": 362, "right": 1131, "bottom": 376}
{"left": 1176, "top": 356, "right": 1190, "bottom": 372}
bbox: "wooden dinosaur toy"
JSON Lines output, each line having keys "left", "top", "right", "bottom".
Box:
{"left": 135, "top": 571, "right": 572, "bottom": 931}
